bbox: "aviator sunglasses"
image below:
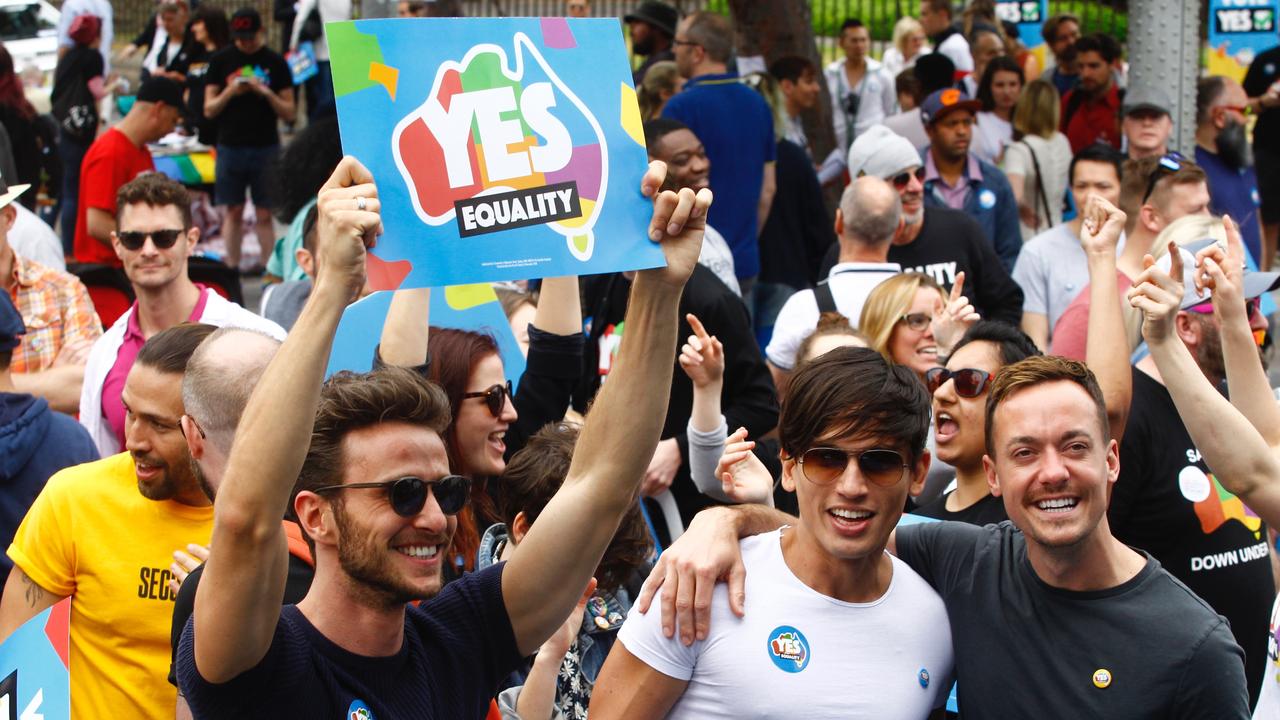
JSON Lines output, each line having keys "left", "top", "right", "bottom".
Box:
{"left": 925, "top": 367, "right": 995, "bottom": 397}
{"left": 794, "top": 447, "right": 910, "bottom": 487}
{"left": 463, "top": 380, "right": 514, "bottom": 418}
{"left": 313, "top": 474, "right": 471, "bottom": 516}
{"left": 116, "top": 229, "right": 185, "bottom": 251}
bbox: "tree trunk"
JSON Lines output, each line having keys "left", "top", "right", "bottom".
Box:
{"left": 726, "top": 0, "right": 836, "bottom": 163}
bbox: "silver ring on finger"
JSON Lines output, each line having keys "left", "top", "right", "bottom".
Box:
{"left": 356, "top": 196, "right": 367, "bottom": 211}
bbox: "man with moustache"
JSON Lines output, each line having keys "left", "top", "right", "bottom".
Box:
{"left": 0, "top": 323, "right": 218, "bottom": 720}
{"left": 1060, "top": 34, "right": 1123, "bottom": 153}
{"left": 624, "top": 1, "right": 677, "bottom": 85}
{"left": 1196, "top": 76, "right": 1268, "bottom": 267}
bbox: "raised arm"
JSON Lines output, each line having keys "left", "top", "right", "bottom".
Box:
{"left": 192, "top": 157, "right": 380, "bottom": 683}
{"left": 502, "top": 162, "right": 711, "bottom": 655}
{"left": 681, "top": 313, "right": 732, "bottom": 501}
{"left": 505, "top": 275, "right": 584, "bottom": 458}
{"left": 1129, "top": 245, "right": 1280, "bottom": 526}
{"left": 1080, "top": 195, "right": 1131, "bottom": 443}
{"left": 379, "top": 288, "right": 430, "bottom": 367}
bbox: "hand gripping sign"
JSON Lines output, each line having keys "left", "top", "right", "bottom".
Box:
{"left": 329, "top": 18, "right": 663, "bottom": 290}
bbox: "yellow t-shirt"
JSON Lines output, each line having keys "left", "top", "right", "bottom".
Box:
{"left": 7, "top": 452, "right": 213, "bottom": 720}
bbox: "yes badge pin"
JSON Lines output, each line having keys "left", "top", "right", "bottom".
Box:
{"left": 1092, "top": 668, "right": 1112, "bottom": 689}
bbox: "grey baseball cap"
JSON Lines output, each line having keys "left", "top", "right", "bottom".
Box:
{"left": 1123, "top": 86, "right": 1173, "bottom": 117}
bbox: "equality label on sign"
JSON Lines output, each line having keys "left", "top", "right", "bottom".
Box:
{"left": 328, "top": 18, "right": 664, "bottom": 290}
{"left": 0, "top": 599, "right": 70, "bottom": 720}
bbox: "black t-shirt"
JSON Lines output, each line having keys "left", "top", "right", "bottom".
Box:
{"left": 912, "top": 489, "right": 1008, "bottom": 525}
{"left": 819, "top": 206, "right": 1024, "bottom": 325}
{"left": 1244, "top": 46, "right": 1280, "bottom": 153}
{"left": 177, "top": 563, "right": 522, "bottom": 718}
{"left": 168, "top": 552, "right": 314, "bottom": 686}
{"left": 172, "top": 44, "right": 218, "bottom": 145}
{"left": 205, "top": 44, "right": 292, "bottom": 147}
{"left": 896, "top": 521, "right": 1249, "bottom": 718}
{"left": 1112, "top": 367, "right": 1274, "bottom": 705}
{"left": 757, "top": 139, "right": 835, "bottom": 291}
{"left": 51, "top": 45, "right": 103, "bottom": 112}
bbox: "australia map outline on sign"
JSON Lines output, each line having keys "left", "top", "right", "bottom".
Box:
{"left": 392, "top": 31, "right": 609, "bottom": 261}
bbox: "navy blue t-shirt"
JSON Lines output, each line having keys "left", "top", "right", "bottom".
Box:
{"left": 663, "top": 73, "right": 776, "bottom": 280}
{"left": 177, "top": 563, "right": 521, "bottom": 719}
{"left": 1195, "top": 146, "right": 1263, "bottom": 265}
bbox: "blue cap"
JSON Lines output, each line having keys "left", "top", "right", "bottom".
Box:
{"left": 0, "top": 291, "right": 24, "bottom": 353}
{"left": 920, "top": 88, "right": 981, "bottom": 126}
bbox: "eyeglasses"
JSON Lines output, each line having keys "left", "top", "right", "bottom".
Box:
{"left": 116, "top": 229, "right": 185, "bottom": 251}
{"left": 925, "top": 367, "right": 994, "bottom": 397}
{"left": 462, "top": 380, "right": 513, "bottom": 418}
{"left": 898, "top": 312, "right": 932, "bottom": 331}
{"left": 1187, "top": 296, "right": 1260, "bottom": 318}
{"left": 887, "top": 167, "right": 925, "bottom": 190}
{"left": 1141, "top": 151, "right": 1186, "bottom": 205}
{"left": 313, "top": 475, "right": 471, "bottom": 516}
{"left": 794, "top": 447, "right": 909, "bottom": 487}
{"left": 672, "top": 38, "right": 700, "bottom": 48}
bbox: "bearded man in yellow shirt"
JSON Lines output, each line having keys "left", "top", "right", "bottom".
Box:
{"left": 0, "top": 322, "right": 216, "bottom": 719}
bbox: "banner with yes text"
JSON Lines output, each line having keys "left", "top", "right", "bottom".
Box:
{"left": 0, "top": 599, "right": 70, "bottom": 720}
{"left": 328, "top": 18, "right": 664, "bottom": 290}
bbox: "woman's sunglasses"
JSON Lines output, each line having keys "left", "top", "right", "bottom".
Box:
{"left": 794, "top": 447, "right": 909, "bottom": 487}
{"left": 313, "top": 474, "right": 471, "bottom": 516}
{"left": 462, "top": 380, "right": 513, "bottom": 417}
{"left": 925, "top": 367, "right": 995, "bottom": 397}
{"left": 116, "top": 229, "right": 185, "bottom": 251}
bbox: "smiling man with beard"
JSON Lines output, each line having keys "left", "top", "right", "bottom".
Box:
{"left": 0, "top": 322, "right": 219, "bottom": 720}
{"left": 1196, "top": 76, "right": 1268, "bottom": 267}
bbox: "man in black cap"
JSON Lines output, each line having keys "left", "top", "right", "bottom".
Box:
{"left": 74, "top": 76, "right": 185, "bottom": 267}
{"left": 205, "top": 7, "right": 296, "bottom": 273}
{"left": 1122, "top": 86, "right": 1173, "bottom": 161}
{"left": 624, "top": 1, "right": 677, "bottom": 85}
{"left": 0, "top": 291, "right": 97, "bottom": 594}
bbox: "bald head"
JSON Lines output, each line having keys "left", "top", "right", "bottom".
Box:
{"left": 840, "top": 175, "right": 902, "bottom": 247}
{"left": 182, "top": 327, "right": 281, "bottom": 454}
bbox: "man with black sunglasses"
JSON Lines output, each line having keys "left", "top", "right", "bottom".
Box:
{"left": 175, "top": 156, "right": 715, "bottom": 718}
{"left": 78, "top": 174, "right": 284, "bottom": 457}
{"left": 590, "top": 347, "right": 953, "bottom": 718}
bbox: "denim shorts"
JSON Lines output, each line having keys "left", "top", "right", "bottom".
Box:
{"left": 214, "top": 144, "right": 279, "bottom": 208}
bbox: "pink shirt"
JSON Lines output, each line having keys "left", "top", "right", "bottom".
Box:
{"left": 1049, "top": 270, "right": 1132, "bottom": 361}
{"left": 101, "top": 286, "right": 210, "bottom": 448}
{"left": 924, "top": 151, "right": 983, "bottom": 211}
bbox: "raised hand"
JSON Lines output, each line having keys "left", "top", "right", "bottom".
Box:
{"left": 715, "top": 427, "right": 773, "bottom": 505}
{"left": 1079, "top": 193, "right": 1126, "bottom": 255}
{"left": 315, "top": 156, "right": 383, "bottom": 302}
{"left": 639, "top": 160, "right": 713, "bottom": 289}
{"left": 1194, "top": 215, "right": 1247, "bottom": 324}
{"left": 1127, "top": 242, "right": 1186, "bottom": 344}
{"left": 931, "top": 271, "right": 980, "bottom": 352}
{"left": 678, "top": 313, "right": 725, "bottom": 389}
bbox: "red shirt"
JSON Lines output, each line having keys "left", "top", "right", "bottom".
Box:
{"left": 1061, "top": 83, "right": 1122, "bottom": 154}
{"left": 74, "top": 128, "right": 155, "bottom": 266}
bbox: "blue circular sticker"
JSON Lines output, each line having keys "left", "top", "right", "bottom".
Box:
{"left": 978, "top": 189, "right": 997, "bottom": 210}
{"left": 348, "top": 700, "right": 376, "bottom": 720}
{"left": 919, "top": 667, "right": 931, "bottom": 688}
{"left": 767, "top": 625, "right": 810, "bottom": 673}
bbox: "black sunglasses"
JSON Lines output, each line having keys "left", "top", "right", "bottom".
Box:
{"left": 887, "top": 167, "right": 926, "bottom": 190}
{"left": 1140, "top": 151, "right": 1186, "bottom": 205}
{"left": 313, "top": 475, "right": 471, "bottom": 516}
{"left": 462, "top": 380, "right": 513, "bottom": 418}
{"left": 795, "top": 447, "right": 909, "bottom": 487}
{"left": 117, "top": 229, "right": 185, "bottom": 251}
{"left": 926, "top": 367, "right": 995, "bottom": 397}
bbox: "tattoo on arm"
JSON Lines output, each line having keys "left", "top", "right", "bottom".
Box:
{"left": 21, "top": 572, "right": 46, "bottom": 608}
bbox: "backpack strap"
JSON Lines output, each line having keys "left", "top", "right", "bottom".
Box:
{"left": 813, "top": 279, "right": 837, "bottom": 314}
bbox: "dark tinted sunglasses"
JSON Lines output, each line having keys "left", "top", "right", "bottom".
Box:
{"left": 462, "top": 380, "right": 513, "bottom": 417}
{"left": 116, "top": 229, "right": 185, "bottom": 251}
{"left": 795, "top": 447, "right": 909, "bottom": 487}
{"left": 926, "top": 367, "right": 995, "bottom": 397}
{"left": 313, "top": 474, "right": 471, "bottom": 516}
{"left": 1141, "top": 151, "right": 1186, "bottom": 204}
{"left": 887, "top": 167, "right": 926, "bottom": 190}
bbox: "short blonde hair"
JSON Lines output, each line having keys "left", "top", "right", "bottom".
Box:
{"left": 858, "top": 272, "right": 943, "bottom": 363}
{"left": 892, "top": 16, "right": 925, "bottom": 57}
{"left": 1013, "top": 79, "right": 1060, "bottom": 140}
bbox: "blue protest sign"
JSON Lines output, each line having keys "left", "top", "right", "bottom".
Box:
{"left": 1208, "top": 0, "right": 1280, "bottom": 81}
{"left": 288, "top": 41, "right": 319, "bottom": 85}
{"left": 328, "top": 18, "right": 663, "bottom": 290}
{"left": 995, "top": 0, "right": 1049, "bottom": 53}
{"left": 0, "top": 599, "right": 70, "bottom": 720}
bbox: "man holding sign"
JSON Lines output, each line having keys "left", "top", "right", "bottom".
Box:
{"left": 174, "top": 156, "right": 711, "bottom": 717}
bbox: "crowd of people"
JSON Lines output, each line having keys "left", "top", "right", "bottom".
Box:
{"left": 0, "top": 0, "right": 1278, "bottom": 718}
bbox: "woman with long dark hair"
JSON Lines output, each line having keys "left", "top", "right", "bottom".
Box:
{"left": 0, "top": 44, "right": 40, "bottom": 209}
{"left": 171, "top": 5, "right": 230, "bottom": 145}
{"left": 973, "top": 55, "right": 1024, "bottom": 164}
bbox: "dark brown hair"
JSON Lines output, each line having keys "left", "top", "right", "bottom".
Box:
{"left": 117, "top": 173, "right": 193, "bottom": 230}
{"left": 795, "top": 312, "right": 868, "bottom": 367}
{"left": 498, "top": 422, "right": 651, "bottom": 593}
{"left": 780, "top": 346, "right": 931, "bottom": 463}
{"left": 292, "top": 366, "right": 452, "bottom": 548}
{"left": 135, "top": 322, "right": 216, "bottom": 375}
{"left": 983, "top": 355, "right": 1109, "bottom": 457}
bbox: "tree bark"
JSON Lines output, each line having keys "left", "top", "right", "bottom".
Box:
{"left": 726, "top": 0, "right": 836, "bottom": 163}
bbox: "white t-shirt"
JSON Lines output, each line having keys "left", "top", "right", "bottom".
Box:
{"left": 935, "top": 33, "right": 973, "bottom": 74}
{"left": 973, "top": 111, "right": 1012, "bottom": 165}
{"left": 1010, "top": 222, "right": 1126, "bottom": 333}
{"left": 699, "top": 225, "right": 740, "bottom": 296}
{"left": 1254, "top": 592, "right": 1279, "bottom": 719}
{"left": 764, "top": 261, "right": 900, "bottom": 371}
{"left": 618, "top": 529, "right": 954, "bottom": 719}
{"left": 1001, "top": 133, "right": 1074, "bottom": 240}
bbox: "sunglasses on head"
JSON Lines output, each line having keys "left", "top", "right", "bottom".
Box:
{"left": 116, "top": 229, "right": 185, "bottom": 251}
{"left": 462, "top": 380, "right": 513, "bottom": 417}
{"left": 1141, "top": 151, "right": 1186, "bottom": 205}
{"left": 898, "top": 312, "right": 932, "bottom": 331}
{"left": 794, "top": 447, "right": 910, "bottom": 487}
{"left": 313, "top": 474, "right": 471, "bottom": 516}
{"left": 925, "top": 367, "right": 994, "bottom": 397}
